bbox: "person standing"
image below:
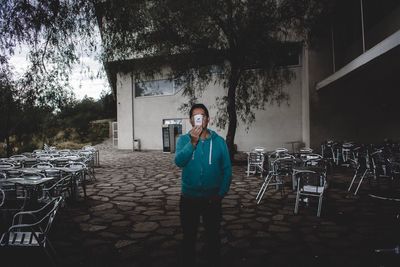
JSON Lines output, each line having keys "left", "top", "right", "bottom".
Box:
{"left": 175, "top": 103, "right": 232, "bottom": 266}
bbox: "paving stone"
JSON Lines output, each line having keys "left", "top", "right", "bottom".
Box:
{"left": 89, "top": 203, "right": 114, "bottom": 212}
{"left": 115, "top": 240, "right": 137, "bottom": 249}
{"left": 268, "top": 225, "right": 291, "bottom": 232}
{"left": 112, "top": 220, "right": 131, "bottom": 227}
{"left": 133, "top": 221, "right": 159, "bottom": 232}
{"left": 80, "top": 224, "right": 108, "bottom": 232}
{"left": 40, "top": 139, "right": 400, "bottom": 267}
{"left": 72, "top": 214, "right": 91, "bottom": 223}
{"left": 272, "top": 214, "right": 284, "bottom": 221}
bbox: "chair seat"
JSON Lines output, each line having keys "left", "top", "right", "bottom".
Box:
{"left": 6, "top": 232, "right": 43, "bottom": 246}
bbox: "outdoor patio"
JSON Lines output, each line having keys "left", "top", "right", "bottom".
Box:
{"left": 2, "top": 139, "right": 400, "bottom": 267}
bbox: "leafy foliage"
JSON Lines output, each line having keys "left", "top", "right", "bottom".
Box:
{"left": 99, "top": 0, "right": 328, "bottom": 158}
{"left": 1, "top": 0, "right": 328, "bottom": 158}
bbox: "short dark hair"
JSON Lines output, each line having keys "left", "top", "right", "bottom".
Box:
{"left": 189, "top": 103, "right": 209, "bottom": 118}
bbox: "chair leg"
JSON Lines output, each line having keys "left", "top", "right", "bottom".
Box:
{"left": 348, "top": 167, "right": 359, "bottom": 191}
{"left": 256, "top": 174, "right": 272, "bottom": 204}
{"left": 294, "top": 190, "right": 300, "bottom": 214}
{"left": 256, "top": 175, "right": 268, "bottom": 201}
{"left": 317, "top": 195, "right": 323, "bottom": 217}
{"left": 354, "top": 169, "right": 368, "bottom": 195}
{"left": 42, "top": 244, "right": 57, "bottom": 267}
{"left": 47, "top": 239, "right": 58, "bottom": 258}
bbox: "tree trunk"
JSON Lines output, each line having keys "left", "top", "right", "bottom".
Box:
{"left": 226, "top": 65, "right": 240, "bottom": 162}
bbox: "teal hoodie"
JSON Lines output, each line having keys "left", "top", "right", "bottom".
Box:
{"left": 175, "top": 129, "right": 232, "bottom": 198}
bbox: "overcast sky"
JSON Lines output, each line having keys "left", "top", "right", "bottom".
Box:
{"left": 9, "top": 45, "right": 109, "bottom": 100}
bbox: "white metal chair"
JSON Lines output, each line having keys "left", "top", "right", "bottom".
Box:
{"left": 246, "top": 151, "right": 265, "bottom": 177}
{"left": 32, "top": 162, "right": 54, "bottom": 169}
{"left": 0, "top": 196, "right": 63, "bottom": 266}
{"left": 256, "top": 155, "right": 296, "bottom": 204}
{"left": 63, "top": 162, "right": 87, "bottom": 198}
{"left": 9, "top": 154, "right": 28, "bottom": 160}
{"left": 0, "top": 162, "right": 15, "bottom": 170}
{"left": 41, "top": 175, "right": 72, "bottom": 203}
{"left": 0, "top": 188, "right": 4, "bottom": 207}
{"left": 294, "top": 169, "right": 327, "bottom": 217}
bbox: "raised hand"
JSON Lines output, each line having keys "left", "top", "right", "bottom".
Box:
{"left": 190, "top": 126, "right": 203, "bottom": 147}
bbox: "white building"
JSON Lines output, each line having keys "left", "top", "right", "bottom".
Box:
{"left": 104, "top": 0, "right": 400, "bottom": 152}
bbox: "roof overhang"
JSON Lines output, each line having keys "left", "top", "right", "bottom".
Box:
{"left": 316, "top": 29, "right": 400, "bottom": 91}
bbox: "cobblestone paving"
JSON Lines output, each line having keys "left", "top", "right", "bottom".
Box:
{"left": 14, "top": 140, "right": 400, "bottom": 266}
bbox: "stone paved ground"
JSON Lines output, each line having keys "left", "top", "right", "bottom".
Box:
{"left": 3, "top": 139, "right": 400, "bottom": 266}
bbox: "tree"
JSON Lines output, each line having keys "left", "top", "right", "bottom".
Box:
{"left": 0, "top": 0, "right": 99, "bottom": 110}
{"left": 0, "top": 60, "right": 20, "bottom": 156}
{"left": 1, "top": 1, "right": 328, "bottom": 158}
{"left": 98, "top": 0, "right": 328, "bottom": 159}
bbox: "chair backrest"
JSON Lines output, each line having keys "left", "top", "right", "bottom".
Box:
{"left": 58, "top": 149, "right": 71, "bottom": 155}
{"left": 22, "top": 158, "right": 38, "bottom": 168}
{"left": 36, "top": 154, "right": 54, "bottom": 162}
{"left": 0, "top": 162, "right": 15, "bottom": 169}
{"left": 370, "top": 150, "right": 388, "bottom": 175}
{"left": 299, "top": 148, "right": 313, "bottom": 154}
{"left": 296, "top": 170, "right": 326, "bottom": 190}
{"left": 303, "top": 154, "right": 324, "bottom": 167}
{"left": 252, "top": 146, "right": 266, "bottom": 153}
{"left": 9, "top": 154, "right": 27, "bottom": 160}
{"left": 21, "top": 196, "right": 63, "bottom": 239}
{"left": 0, "top": 188, "right": 4, "bottom": 207}
{"left": 20, "top": 171, "right": 46, "bottom": 179}
{"left": 53, "top": 157, "right": 71, "bottom": 167}
{"left": 21, "top": 152, "right": 33, "bottom": 158}
{"left": 275, "top": 148, "right": 288, "bottom": 154}
{"left": 5, "top": 169, "right": 24, "bottom": 178}
{"left": 272, "top": 157, "right": 296, "bottom": 175}
{"left": 82, "top": 145, "right": 96, "bottom": 151}
{"left": 248, "top": 151, "right": 264, "bottom": 163}
{"left": 65, "top": 162, "right": 86, "bottom": 169}
{"left": 32, "top": 162, "right": 54, "bottom": 169}
{"left": 45, "top": 197, "right": 63, "bottom": 235}
{"left": 43, "top": 175, "right": 72, "bottom": 200}
{"left": 43, "top": 168, "right": 62, "bottom": 178}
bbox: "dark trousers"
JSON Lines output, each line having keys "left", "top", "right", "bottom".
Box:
{"left": 180, "top": 195, "right": 222, "bottom": 267}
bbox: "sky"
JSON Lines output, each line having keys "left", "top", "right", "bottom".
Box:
{"left": 8, "top": 45, "right": 109, "bottom": 100}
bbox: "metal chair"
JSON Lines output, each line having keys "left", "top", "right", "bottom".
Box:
{"left": 22, "top": 158, "right": 38, "bottom": 168}
{"left": 32, "top": 162, "right": 54, "bottom": 169}
{"left": 294, "top": 169, "right": 327, "bottom": 217}
{"left": 0, "top": 188, "right": 4, "bottom": 207}
{"left": 0, "top": 162, "right": 15, "bottom": 171}
{"left": 348, "top": 148, "right": 373, "bottom": 195}
{"left": 0, "top": 196, "right": 63, "bottom": 266}
{"left": 341, "top": 142, "right": 356, "bottom": 165}
{"left": 9, "top": 154, "right": 28, "bottom": 161}
{"left": 301, "top": 153, "right": 323, "bottom": 165}
{"left": 41, "top": 175, "right": 72, "bottom": 203}
{"left": 246, "top": 151, "right": 265, "bottom": 177}
{"left": 63, "top": 162, "right": 87, "bottom": 198}
{"left": 256, "top": 155, "right": 296, "bottom": 204}
{"left": 82, "top": 154, "right": 96, "bottom": 181}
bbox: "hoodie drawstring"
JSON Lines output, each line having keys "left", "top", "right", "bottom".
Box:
{"left": 209, "top": 139, "right": 212, "bottom": 165}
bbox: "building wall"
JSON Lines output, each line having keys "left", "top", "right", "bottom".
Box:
{"left": 308, "top": 2, "right": 400, "bottom": 149}
{"left": 116, "top": 72, "right": 134, "bottom": 149}
{"left": 116, "top": 64, "right": 306, "bottom": 152}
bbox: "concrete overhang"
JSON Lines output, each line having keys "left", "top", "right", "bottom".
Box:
{"left": 316, "top": 29, "right": 400, "bottom": 91}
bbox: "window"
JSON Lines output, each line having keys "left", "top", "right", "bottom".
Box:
{"left": 135, "top": 78, "right": 182, "bottom": 97}
{"left": 163, "top": 119, "right": 183, "bottom": 125}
